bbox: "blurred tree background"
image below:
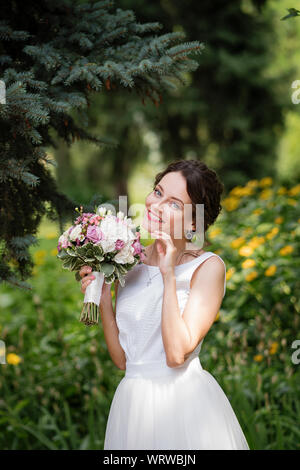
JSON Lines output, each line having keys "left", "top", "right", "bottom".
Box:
{"left": 0, "top": 0, "right": 300, "bottom": 451}
{"left": 54, "top": 0, "right": 300, "bottom": 208}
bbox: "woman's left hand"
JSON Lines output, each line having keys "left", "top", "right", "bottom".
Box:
{"left": 152, "top": 230, "right": 177, "bottom": 277}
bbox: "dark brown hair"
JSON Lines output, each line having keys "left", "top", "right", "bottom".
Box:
{"left": 153, "top": 160, "right": 224, "bottom": 248}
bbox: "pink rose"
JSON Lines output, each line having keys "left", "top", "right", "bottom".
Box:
{"left": 62, "top": 238, "right": 69, "bottom": 249}
{"left": 115, "top": 239, "right": 125, "bottom": 251}
{"left": 86, "top": 225, "right": 103, "bottom": 243}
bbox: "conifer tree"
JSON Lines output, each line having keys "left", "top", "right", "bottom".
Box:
{"left": 0, "top": 0, "right": 204, "bottom": 288}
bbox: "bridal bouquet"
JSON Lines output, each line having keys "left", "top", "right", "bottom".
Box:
{"left": 57, "top": 206, "right": 146, "bottom": 326}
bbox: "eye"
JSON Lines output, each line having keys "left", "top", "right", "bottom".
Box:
{"left": 154, "top": 188, "right": 161, "bottom": 196}
{"left": 171, "top": 201, "right": 180, "bottom": 209}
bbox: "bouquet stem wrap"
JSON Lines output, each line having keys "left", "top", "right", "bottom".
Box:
{"left": 80, "top": 271, "right": 104, "bottom": 326}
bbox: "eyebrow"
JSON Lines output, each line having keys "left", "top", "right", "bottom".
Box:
{"left": 156, "top": 183, "right": 184, "bottom": 205}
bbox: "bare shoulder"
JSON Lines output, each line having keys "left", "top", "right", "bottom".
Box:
{"left": 190, "top": 254, "right": 225, "bottom": 289}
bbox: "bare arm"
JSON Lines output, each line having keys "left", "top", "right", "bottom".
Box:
{"left": 161, "top": 257, "right": 225, "bottom": 367}
{"left": 80, "top": 267, "right": 126, "bottom": 370}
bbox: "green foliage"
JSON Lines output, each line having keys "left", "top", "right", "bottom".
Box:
{"left": 0, "top": 235, "right": 124, "bottom": 450}
{"left": 207, "top": 177, "right": 299, "bottom": 367}
{"left": 0, "top": 0, "right": 204, "bottom": 288}
{"left": 0, "top": 177, "right": 299, "bottom": 449}
{"left": 201, "top": 177, "right": 300, "bottom": 449}
{"left": 115, "top": 0, "right": 286, "bottom": 189}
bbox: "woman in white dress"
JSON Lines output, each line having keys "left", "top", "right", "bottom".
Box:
{"left": 79, "top": 160, "right": 250, "bottom": 450}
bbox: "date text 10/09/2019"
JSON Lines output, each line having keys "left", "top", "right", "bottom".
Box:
{"left": 103, "top": 454, "right": 196, "bottom": 467}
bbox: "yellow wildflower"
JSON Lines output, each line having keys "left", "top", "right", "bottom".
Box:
{"left": 275, "top": 216, "right": 284, "bottom": 224}
{"left": 230, "top": 186, "right": 254, "bottom": 197}
{"left": 254, "top": 354, "right": 263, "bottom": 362}
{"left": 245, "top": 271, "right": 258, "bottom": 281}
{"left": 252, "top": 208, "right": 263, "bottom": 215}
{"left": 246, "top": 179, "right": 259, "bottom": 188}
{"left": 248, "top": 236, "right": 265, "bottom": 249}
{"left": 50, "top": 248, "right": 58, "bottom": 256}
{"left": 277, "top": 187, "right": 287, "bottom": 195}
{"left": 226, "top": 267, "right": 235, "bottom": 280}
{"left": 214, "top": 311, "right": 220, "bottom": 322}
{"left": 231, "top": 237, "right": 245, "bottom": 249}
{"left": 242, "top": 259, "right": 256, "bottom": 269}
{"left": 259, "top": 177, "right": 273, "bottom": 187}
{"left": 279, "top": 245, "right": 294, "bottom": 256}
{"left": 266, "top": 227, "right": 279, "bottom": 240}
{"left": 269, "top": 342, "right": 279, "bottom": 355}
{"left": 239, "top": 245, "right": 254, "bottom": 257}
{"left": 222, "top": 197, "right": 240, "bottom": 211}
{"left": 265, "top": 265, "right": 277, "bottom": 276}
{"left": 209, "top": 227, "right": 222, "bottom": 239}
{"left": 287, "top": 198, "right": 297, "bottom": 206}
{"left": 259, "top": 188, "right": 273, "bottom": 200}
{"left": 288, "top": 184, "right": 300, "bottom": 196}
{"left": 6, "top": 353, "right": 22, "bottom": 365}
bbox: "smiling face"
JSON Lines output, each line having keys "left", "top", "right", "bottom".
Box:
{"left": 141, "top": 171, "right": 195, "bottom": 240}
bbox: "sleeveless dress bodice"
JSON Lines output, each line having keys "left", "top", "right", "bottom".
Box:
{"left": 104, "top": 250, "right": 250, "bottom": 450}
{"left": 115, "top": 251, "right": 226, "bottom": 376}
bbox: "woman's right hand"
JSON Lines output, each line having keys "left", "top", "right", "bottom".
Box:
{"left": 79, "top": 266, "right": 112, "bottom": 299}
{"left": 79, "top": 266, "right": 95, "bottom": 294}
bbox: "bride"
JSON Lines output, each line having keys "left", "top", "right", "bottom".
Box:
{"left": 79, "top": 159, "right": 250, "bottom": 450}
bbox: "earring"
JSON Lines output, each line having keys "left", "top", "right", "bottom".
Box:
{"left": 185, "top": 229, "right": 195, "bottom": 240}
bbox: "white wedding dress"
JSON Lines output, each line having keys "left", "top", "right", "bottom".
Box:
{"left": 103, "top": 251, "right": 250, "bottom": 450}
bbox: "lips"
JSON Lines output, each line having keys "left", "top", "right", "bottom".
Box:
{"left": 147, "top": 209, "right": 163, "bottom": 223}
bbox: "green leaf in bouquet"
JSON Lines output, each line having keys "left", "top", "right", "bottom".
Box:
{"left": 66, "top": 248, "right": 77, "bottom": 257}
{"left": 115, "top": 267, "right": 126, "bottom": 286}
{"left": 62, "top": 256, "right": 74, "bottom": 269}
{"left": 118, "top": 275, "right": 125, "bottom": 288}
{"left": 57, "top": 249, "right": 69, "bottom": 259}
{"left": 104, "top": 274, "right": 115, "bottom": 284}
{"left": 93, "top": 244, "right": 104, "bottom": 256}
{"left": 76, "top": 245, "right": 88, "bottom": 256}
{"left": 94, "top": 254, "right": 104, "bottom": 262}
{"left": 117, "top": 264, "right": 128, "bottom": 274}
{"left": 100, "top": 263, "right": 115, "bottom": 277}
{"left": 84, "top": 258, "right": 96, "bottom": 263}
{"left": 71, "top": 258, "right": 85, "bottom": 272}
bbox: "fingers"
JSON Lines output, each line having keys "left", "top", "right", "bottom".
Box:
{"left": 153, "top": 230, "right": 174, "bottom": 247}
{"left": 79, "top": 265, "right": 92, "bottom": 278}
{"left": 80, "top": 273, "right": 95, "bottom": 293}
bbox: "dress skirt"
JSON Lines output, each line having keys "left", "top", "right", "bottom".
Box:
{"left": 103, "top": 355, "right": 250, "bottom": 450}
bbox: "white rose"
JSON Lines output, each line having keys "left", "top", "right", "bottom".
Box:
{"left": 100, "top": 239, "right": 117, "bottom": 253}
{"left": 69, "top": 224, "right": 83, "bottom": 241}
{"left": 58, "top": 233, "right": 68, "bottom": 245}
{"left": 113, "top": 244, "right": 135, "bottom": 264}
{"left": 58, "top": 228, "right": 70, "bottom": 243}
{"left": 100, "top": 217, "right": 119, "bottom": 241}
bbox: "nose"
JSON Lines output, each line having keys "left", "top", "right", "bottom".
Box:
{"left": 150, "top": 203, "right": 164, "bottom": 220}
